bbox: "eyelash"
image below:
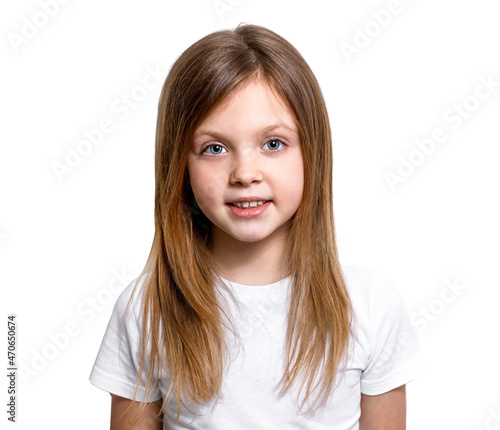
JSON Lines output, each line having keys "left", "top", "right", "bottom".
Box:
{"left": 201, "top": 138, "right": 287, "bottom": 155}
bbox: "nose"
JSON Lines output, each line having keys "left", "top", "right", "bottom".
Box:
{"left": 229, "top": 148, "right": 263, "bottom": 186}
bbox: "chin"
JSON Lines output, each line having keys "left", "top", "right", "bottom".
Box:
{"left": 233, "top": 233, "right": 268, "bottom": 243}
{"left": 228, "top": 228, "right": 275, "bottom": 243}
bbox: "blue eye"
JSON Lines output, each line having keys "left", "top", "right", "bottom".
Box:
{"left": 263, "top": 139, "right": 285, "bottom": 151}
{"left": 203, "top": 144, "right": 227, "bottom": 155}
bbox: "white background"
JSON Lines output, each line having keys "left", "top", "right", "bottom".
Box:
{"left": 1, "top": 0, "right": 499, "bottom": 428}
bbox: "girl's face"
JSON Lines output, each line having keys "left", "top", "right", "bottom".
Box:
{"left": 187, "top": 78, "right": 304, "bottom": 247}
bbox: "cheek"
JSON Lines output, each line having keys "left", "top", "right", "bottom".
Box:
{"left": 188, "top": 162, "right": 226, "bottom": 207}
{"left": 187, "top": 160, "right": 205, "bottom": 202}
{"left": 289, "top": 170, "right": 304, "bottom": 208}
{"left": 290, "top": 154, "right": 305, "bottom": 197}
{"left": 276, "top": 156, "right": 304, "bottom": 208}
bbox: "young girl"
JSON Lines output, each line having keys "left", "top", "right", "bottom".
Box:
{"left": 89, "top": 24, "right": 422, "bottom": 429}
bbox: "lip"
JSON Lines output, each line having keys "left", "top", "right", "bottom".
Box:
{"left": 226, "top": 200, "right": 271, "bottom": 218}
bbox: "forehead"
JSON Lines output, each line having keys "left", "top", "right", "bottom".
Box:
{"left": 194, "top": 78, "right": 297, "bottom": 132}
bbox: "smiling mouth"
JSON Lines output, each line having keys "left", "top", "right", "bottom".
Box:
{"left": 229, "top": 200, "right": 268, "bottom": 208}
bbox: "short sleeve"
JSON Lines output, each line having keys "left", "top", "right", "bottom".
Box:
{"left": 88, "top": 277, "right": 162, "bottom": 402}
{"left": 360, "top": 270, "right": 424, "bottom": 395}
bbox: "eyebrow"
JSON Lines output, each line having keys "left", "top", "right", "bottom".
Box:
{"left": 193, "top": 123, "right": 298, "bottom": 140}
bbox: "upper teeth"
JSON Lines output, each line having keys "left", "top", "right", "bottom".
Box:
{"left": 233, "top": 201, "right": 266, "bottom": 208}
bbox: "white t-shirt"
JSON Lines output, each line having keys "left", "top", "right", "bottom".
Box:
{"left": 89, "top": 265, "right": 423, "bottom": 429}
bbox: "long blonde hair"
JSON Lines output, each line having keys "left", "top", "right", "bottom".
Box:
{"left": 127, "top": 23, "right": 353, "bottom": 424}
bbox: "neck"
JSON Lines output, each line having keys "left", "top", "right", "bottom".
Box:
{"left": 209, "top": 225, "right": 290, "bottom": 286}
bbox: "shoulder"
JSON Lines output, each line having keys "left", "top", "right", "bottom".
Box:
{"left": 340, "top": 264, "right": 413, "bottom": 339}
{"left": 111, "top": 272, "right": 151, "bottom": 325}
{"left": 340, "top": 265, "right": 423, "bottom": 394}
{"left": 340, "top": 264, "right": 404, "bottom": 312}
{"left": 89, "top": 271, "right": 161, "bottom": 401}
{"left": 99, "top": 271, "right": 154, "bottom": 353}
